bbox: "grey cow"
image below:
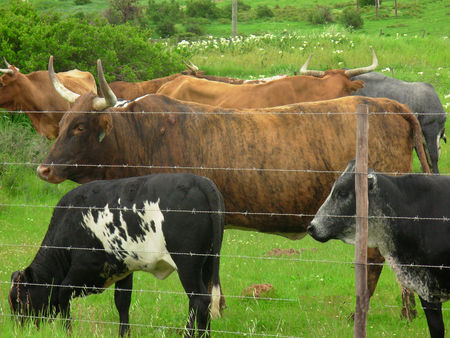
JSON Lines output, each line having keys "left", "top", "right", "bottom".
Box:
{"left": 352, "top": 72, "right": 447, "bottom": 173}
{"left": 308, "top": 160, "right": 450, "bottom": 337}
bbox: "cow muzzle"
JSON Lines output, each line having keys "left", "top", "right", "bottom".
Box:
{"left": 36, "top": 165, "right": 65, "bottom": 184}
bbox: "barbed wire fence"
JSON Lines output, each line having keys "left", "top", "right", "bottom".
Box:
{"left": 0, "top": 108, "right": 449, "bottom": 335}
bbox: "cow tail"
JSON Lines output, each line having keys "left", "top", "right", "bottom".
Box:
{"left": 401, "top": 111, "right": 431, "bottom": 174}
{"left": 197, "top": 176, "right": 225, "bottom": 319}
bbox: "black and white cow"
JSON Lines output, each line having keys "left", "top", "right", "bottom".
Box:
{"left": 307, "top": 160, "right": 450, "bottom": 338}
{"left": 351, "top": 72, "right": 447, "bottom": 173}
{"left": 9, "top": 173, "right": 225, "bottom": 337}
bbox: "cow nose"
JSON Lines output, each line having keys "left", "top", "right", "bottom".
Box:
{"left": 306, "top": 223, "right": 316, "bottom": 237}
{"left": 36, "top": 165, "right": 51, "bottom": 181}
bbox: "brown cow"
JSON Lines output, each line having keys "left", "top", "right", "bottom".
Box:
{"left": 156, "top": 48, "right": 378, "bottom": 108}
{"left": 108, "top": 61, "right": 244, "bottom": 100}
{"left": 37, "top": 58, "right": 430, "bottom": 314}
{"left": 0, "top": 59, "right": 97, "bottom": 139}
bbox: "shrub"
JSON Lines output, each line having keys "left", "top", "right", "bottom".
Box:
{"left": 359, "top": 0, "right": 382, "bottom": 6}
{"left": 74, "top": 0, "right": 91, "bottom": 5}
{"left": 256, "top": 5, "right": 274, "bottom": 19}
{"left": 340, "top": 7, "right": 364, "bottom": 29}
{"left": 0, "top": 1, "right": 184, "bottom": 81}
{"left": 307, "top": 5, "right": 334, "bottom": 25}
{"left": 186, "top": 0, "right": 218, "bottom": 19}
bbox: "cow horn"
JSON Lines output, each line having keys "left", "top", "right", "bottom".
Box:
{"left": 3, "top": 57, "right": 12, "bottom": 68}
{"left": 0, "top": 68, "right": 13, "bottom": 75}
{"left": 93, "top": 59, "right": 117, "bottom": 111}
{"left": 183, "top": 60, "right": 199, "bottom": 72}
{"left": 344, "top": 46, "right": 378, "bottom": 77}
{"left": 299, "top": 54, "right": 325, "bottom": 77}
{"left": 48, "top": 55, "right": 80, "bottom": 103}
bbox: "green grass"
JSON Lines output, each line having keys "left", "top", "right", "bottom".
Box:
{"left": 0, "top": 0, "right": 449, "bottom": 335}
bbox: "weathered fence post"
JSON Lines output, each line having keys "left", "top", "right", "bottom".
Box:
{"left": 354, "top": 104, "right": 369, "bottom": 338}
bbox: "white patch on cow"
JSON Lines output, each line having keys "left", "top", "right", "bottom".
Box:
{"left": 210, "top": 285, "right": 221, "bottom": 319}
{"left": 113, "top": 94, "right": 150, "bottom": 109}
{"left": 387, "top": 256, "right": 449, "bottom": 303}
{"left": 82, "top": 200, "right": 177, "bottom": 280}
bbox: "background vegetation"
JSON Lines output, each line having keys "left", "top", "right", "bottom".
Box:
{"left": 0, "top": 0, "right": 449, "bottom": 336}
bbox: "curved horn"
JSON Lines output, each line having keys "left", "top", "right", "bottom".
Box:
{"left": 0, "top": 68, "right": 13, "bottom": 75}
{"left": 93, "top": 59, "right": 116, "bottom": 111}
{"left": 344, "top": 46, "right": 378, "bottom": 77}
{"left": 183, "top": 59, "right": 199, "bottom": 72}
{"left": 48, "top": 55, "right": 80, "bottom": 103}
{"left": 3, "top": 57, "right": 11, "bottom": 68}
{"left": 299, "top": 53, "right": 325, "bottom": 77}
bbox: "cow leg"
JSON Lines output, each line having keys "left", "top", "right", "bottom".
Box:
{"left": 176, "top": 264, "right": 211, "bottom": 338}
{"left": 419, "top": 297, "right": 444, "bottom": 338}
{"left": 114, "top": 273, "right": 133, "bottom": 337}
{"left": 367, "top": 247, "right": 384, "bottom": 298}
{"left": 57, "top": 283, "right": 74, "bottom": 332}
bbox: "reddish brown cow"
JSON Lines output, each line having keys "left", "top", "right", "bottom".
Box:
{"left": 37, "top": 58, "right": 430, "bottom": 312}
{"left": 0, "top": 59, "right": 97, "bottom": 139}
{"left": 156, "top": 48, "right": 378, "bottom": 108}
{"left": 108, "top": 64, "right": 244, "bottom": 100}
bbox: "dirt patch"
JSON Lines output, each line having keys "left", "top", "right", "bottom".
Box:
{"left": 242, "top": 283, "right": 274, "bottom": 298}
{"left": 265, "top": 247, "right": 317, "bottom": 256}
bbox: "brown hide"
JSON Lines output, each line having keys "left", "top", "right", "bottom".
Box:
{"left": 38, "top": 94, "right": 429, "bottom": 237}
{"left": 156, "top": 71, "right": 364, "bottom": 108}
{"left": 0, "top": 66, "right": 97, "bottom": 139}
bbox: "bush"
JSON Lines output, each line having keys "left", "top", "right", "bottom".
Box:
{"left": 340, "top": 7, "right": 364, "bottom": 29}
{"left": 186, "top": 0, "right": 218, "bottom": 19}
{"left": 256, "top": 5, "right": 274, "bottom": 19}
{"left": 74, "top": 0, "right": 91, "bottom": 5}
{"left": 0, "top": 1, "right": 185, "bottom": 81}
{"left": 359, "top": 0, "right": 382, "bottom": 6}
{"left": 307, "top": 5, "right": 334, "bottom": 25}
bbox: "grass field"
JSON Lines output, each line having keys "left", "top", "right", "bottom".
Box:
{"left": 0, "top": 0, "right": 449, "bottom": 336}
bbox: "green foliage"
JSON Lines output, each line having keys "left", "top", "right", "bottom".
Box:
{"left": 74, "top": 0, "right": 91, "bottom": 5}
{"left": 221, "top": 0, "right": 251, "bottom": 17}
{"left": 0, "top": 1, "right": 184, "bottom": 81}
{"left": 256, "top": 5, "right": 274, "bottom": 19}
{"left": 147, "top": 0, "right": 183, "bottom": 37}
{"left": 186, "top": 0, "right": 218, "bottom": 19}
{"left": 359, "top": 0, "right": 382, "bottom": 6}
{"left": 340, "top": 7, "right": 364, "bottom": 29}
{"left": 307, "top": 5, "right": 334, "bottom": 25}
{"left": 108, "top": 0, "right": 143, "bottom": 24}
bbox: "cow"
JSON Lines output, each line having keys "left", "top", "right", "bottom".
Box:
{"left": 155, "top": 47, "right": 378, "bottom": 108}
{"left": 0, "top": 59, "right": 97, "bottom": 139}
{"left": 108, "top": 62, "right": 245, "bottom": 101}
{"left": 351, "top": 72, "right": 447, "bottom": 173}
{"left": 307, "top": 160, "right": 449, "bottom": 338}
{"left": 37, "top": 58, "right": 429, "bottom": 312}
{"left": 37, "top": 56, "right": 431, "bottom": 313}
{"left": 9, "top": 173, "right": 225, "bottom": 337}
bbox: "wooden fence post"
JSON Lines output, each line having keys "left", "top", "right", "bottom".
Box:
{"left": 354, "top": 104, "right": 369, "bottom": 338}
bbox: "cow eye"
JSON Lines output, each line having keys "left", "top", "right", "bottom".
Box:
{"left": 336, "top": 190, "right": 349, "bottom": 199}
{"left": 74, "top": 124, "right": 86, "bottom": 133}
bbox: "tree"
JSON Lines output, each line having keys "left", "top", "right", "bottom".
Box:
{"left": 109, "top": 0, "right": 142, "bottom": 23}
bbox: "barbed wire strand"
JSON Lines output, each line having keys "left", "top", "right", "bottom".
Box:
{"left": 1, "top": 202, "right": 448, "bottom": 223}
{"left": 3, "top": 162, "right": 449, "bottom": 177}
{"left": 1, "top": 110, "right": 448, "bottom": 116}
{"left": 2, "top": 242, "right": 449, "bottom": 270}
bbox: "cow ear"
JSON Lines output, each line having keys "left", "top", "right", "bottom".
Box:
{"left": 98, "top": 114, "right": 112, "bottom": 142}
{"left": 349, "top": 79, "right": 364, "bottom": 92}
{"left": 368, "top": 173, "right": 377, "bottom": 191}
